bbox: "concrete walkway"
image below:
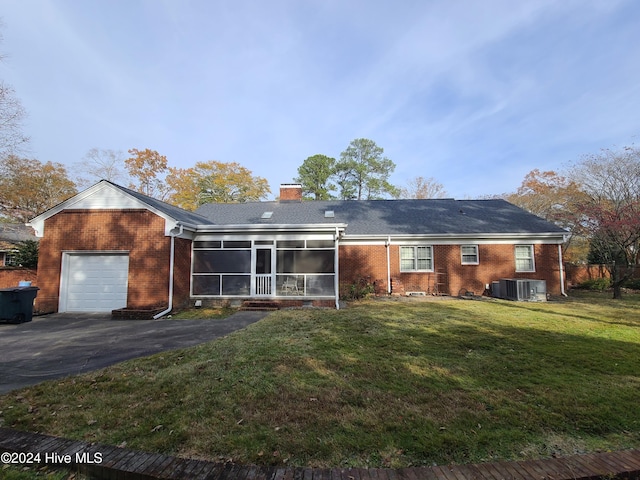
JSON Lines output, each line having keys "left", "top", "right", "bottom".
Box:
{"left": 0, "top": 311, "right": 269, "bottom": 394}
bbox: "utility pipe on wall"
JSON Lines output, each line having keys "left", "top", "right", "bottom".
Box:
{"left": 558, "top": 243, "right": 567, "bottom": 297}
{"left": 386, "top": 236, "right": 391, "bottom": 294}
{"left": 334, "top": 226, "right": 340, "bottom": 309}
{"left": 154, "top": 225, "right": 181, "bottom": 319}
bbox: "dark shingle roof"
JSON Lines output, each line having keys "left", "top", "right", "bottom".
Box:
{"left": 195, "top": 199, "right": 567, "bottom": 236}
{"left": 0, "top": 224, "right": 36, "bottom": 242}
{"left": 108, "top": 182, "right": 211, "bottom": 226}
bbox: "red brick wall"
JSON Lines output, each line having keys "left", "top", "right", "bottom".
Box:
{"left": 339, "top": 245, "right": 390, "bottom": 294}
{"left": 36, "top": 210, "right": 185, "bottom": 313}
{"left": 279, "top": 184, "right": 303, "bottom": 201}
{"left": 173, "top": 237, "right": 193, "bottom": 309}
{"left": 0, "top": 268, "right": 37, "bottom": 289}
{"left": 339, "top": 243, "right": 562, "bottom": 296}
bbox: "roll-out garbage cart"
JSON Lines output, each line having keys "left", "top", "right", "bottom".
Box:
{"left": 0, "top": 286, "right": 39, "bottom": 324}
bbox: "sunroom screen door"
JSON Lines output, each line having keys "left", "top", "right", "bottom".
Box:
{"left": 254, "top": 247, "right": 274, "bottom": 296}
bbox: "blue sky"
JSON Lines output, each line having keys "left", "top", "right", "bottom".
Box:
{"left": 2, "top": 0, "right": 639, "bottom": 199}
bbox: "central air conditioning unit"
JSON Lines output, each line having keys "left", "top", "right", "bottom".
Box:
{"left": 496, "top": 279, "right": 547, "bottom": 302}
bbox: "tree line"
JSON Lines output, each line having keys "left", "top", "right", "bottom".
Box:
{"left": 0, "top": 137, "right": 447, "bottom": 223}
{"left": 294, "top": 138, "right": 446, "bottom": 201}
{"left": 504, "top": 145, "right": 640, "bottom": 298}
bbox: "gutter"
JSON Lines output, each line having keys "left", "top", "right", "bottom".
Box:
{"left": 340, "top": 232, "right": 567, "bottom": 243}
{"left": 195, "top": 223, "right": 348, "bottom": 234}
{"left": 334, "top": 226, "right": 341, "bottom": 309}
{"left": 386, "top": 236, "right": 391, "bottom": 294}
{"left": 558, "top": 243, "right": 567, "bottom": 297}
{"left": 153, "top": 224, "right": 182, "bottom": 319}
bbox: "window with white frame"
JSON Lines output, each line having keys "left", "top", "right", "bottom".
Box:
{"left": 515, "top": 245, "right": 535, "bottom": 272}
{"left": 400, "top": 246, "right": 433, "bottom": 271}
{"left": 1, "top": 251, "right": 17, "bottom": 267}
{"left": 5, "top": 253, "right": 17, "bottom": 266}
{"left": 461, "top": 245, "right": 479, "bottom": 265}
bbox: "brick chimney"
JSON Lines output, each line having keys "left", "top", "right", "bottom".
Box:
{"left": 279, "top": 184, "right": 303, "bottom": 202}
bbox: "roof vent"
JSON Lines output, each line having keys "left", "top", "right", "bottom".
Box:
{"left": 261, "top": 211, "right": 273, "bottom": 219}
{"left": 324, "top": 210, "right": 335, "bottom": 218}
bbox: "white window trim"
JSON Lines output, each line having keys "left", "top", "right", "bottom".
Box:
{"left": 461, "top": 244, "right": 479, "bottom": 265}
{"left": 515, "top": 245, "right": 536, "bottom": 272}
{"left": 5, "top": 253, "right": 17, "bottom": 267}
{"left": 400, "top": 245, "right": 434, "bottom": 272}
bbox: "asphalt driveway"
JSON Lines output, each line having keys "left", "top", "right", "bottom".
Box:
{"left": 0, "top": 311, "right": 269, "bottom": 394}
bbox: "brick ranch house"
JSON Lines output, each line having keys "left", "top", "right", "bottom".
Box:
{"left": 27, "top": 180, "right": 567, "bottom": 315}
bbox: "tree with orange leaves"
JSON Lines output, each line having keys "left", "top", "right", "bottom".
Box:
{"left": 0, "top": 155, "right": 77, "bottom": 222}
{"left": 506, "top": 168, "right": 588, "bottom": 263}
{"left": 125, "top": 148, "right": 169, "bottom": 199}
{"left": 166, "top": 160, "right": 270, "bottom": 211}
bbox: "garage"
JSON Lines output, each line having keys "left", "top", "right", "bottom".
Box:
{"left": 60, "top": 253, "right": 129, "bottom": 312}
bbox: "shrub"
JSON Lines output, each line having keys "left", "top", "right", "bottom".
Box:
{"left": 577, "top": 278, "right": 611, "bottom": 290}
{"left": 622, "top": 278, "right": 640, "bottom": 290}
{"left": 13, "top": 240, "right": 39, "bottom": 268}
{"left": 341, "top": 276, "right": 375, "bottom": 300}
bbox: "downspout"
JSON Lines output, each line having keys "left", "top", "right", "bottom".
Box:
{"left": 386, "top": 236, "right": 391, "bottom": 294}
{"left": 334, "top": 226, "right": 340, "bottom": 309}
{"left": 153, "top": 225, "right": 181, "bottom": 319}
{"left": 558, "top": 243, "right": 567, "bottom": 297}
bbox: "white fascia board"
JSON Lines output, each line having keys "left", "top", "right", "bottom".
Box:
{"left": 340, "top": 232, "right": 567, "bottom": 246}
{"left": 193, "top": 223, "right": 347, "bottom": 235}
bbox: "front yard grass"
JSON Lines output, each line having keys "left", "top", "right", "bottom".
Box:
{"left": 0, "top": 292, "right": 638, "bottom": 468}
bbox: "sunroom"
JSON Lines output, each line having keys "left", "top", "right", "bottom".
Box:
{"left": 190, "top": 225, "right": 345, "bottom": 307}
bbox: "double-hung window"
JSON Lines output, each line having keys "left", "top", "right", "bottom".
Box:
{"left": 2, "top": 252, "right": 17, "bottom": 267}
{"left": 515, "top": 245, "right": 535, "bottom": 272}
{"left": 400, "top": 246, "right": 433, "bottom": 271}
{"left": 461, "top": 245, "right": 479, "bottom": 265}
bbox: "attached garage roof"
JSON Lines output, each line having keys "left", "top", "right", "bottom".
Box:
{"left": 107, "top": 182, "right": 211, "bottom": 226}
{"left": 28, "top": 181, "right": 211, "bottom": 237}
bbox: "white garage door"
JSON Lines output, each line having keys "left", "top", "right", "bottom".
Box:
{"left": 60, "top": 253, "right": 129, "bottom": 312}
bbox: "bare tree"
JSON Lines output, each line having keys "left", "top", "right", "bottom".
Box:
{"left": 399, "top": 176, "right": 448, "bottom": 199}
{"left": 74, "top": 148, "right": 128, "bottom": 188}
{"left": 570, "top": 145, "right": 640, "bottom": 298}
{"left": 0, "top": 25, "right": 29, "bottom": 157}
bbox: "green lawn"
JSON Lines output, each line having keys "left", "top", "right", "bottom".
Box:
{"left": 0, "top": 465, "right": 73, "bottom": 479}
{"left": 1, "top": 292, "right": 638, "bottom": 469}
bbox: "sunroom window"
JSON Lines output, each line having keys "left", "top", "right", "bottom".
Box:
{"left": 276, "top": 240, "right": 335, "bottom": 296}
{"left": 192, "top": 238, "right": 336, "bottom": 297}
